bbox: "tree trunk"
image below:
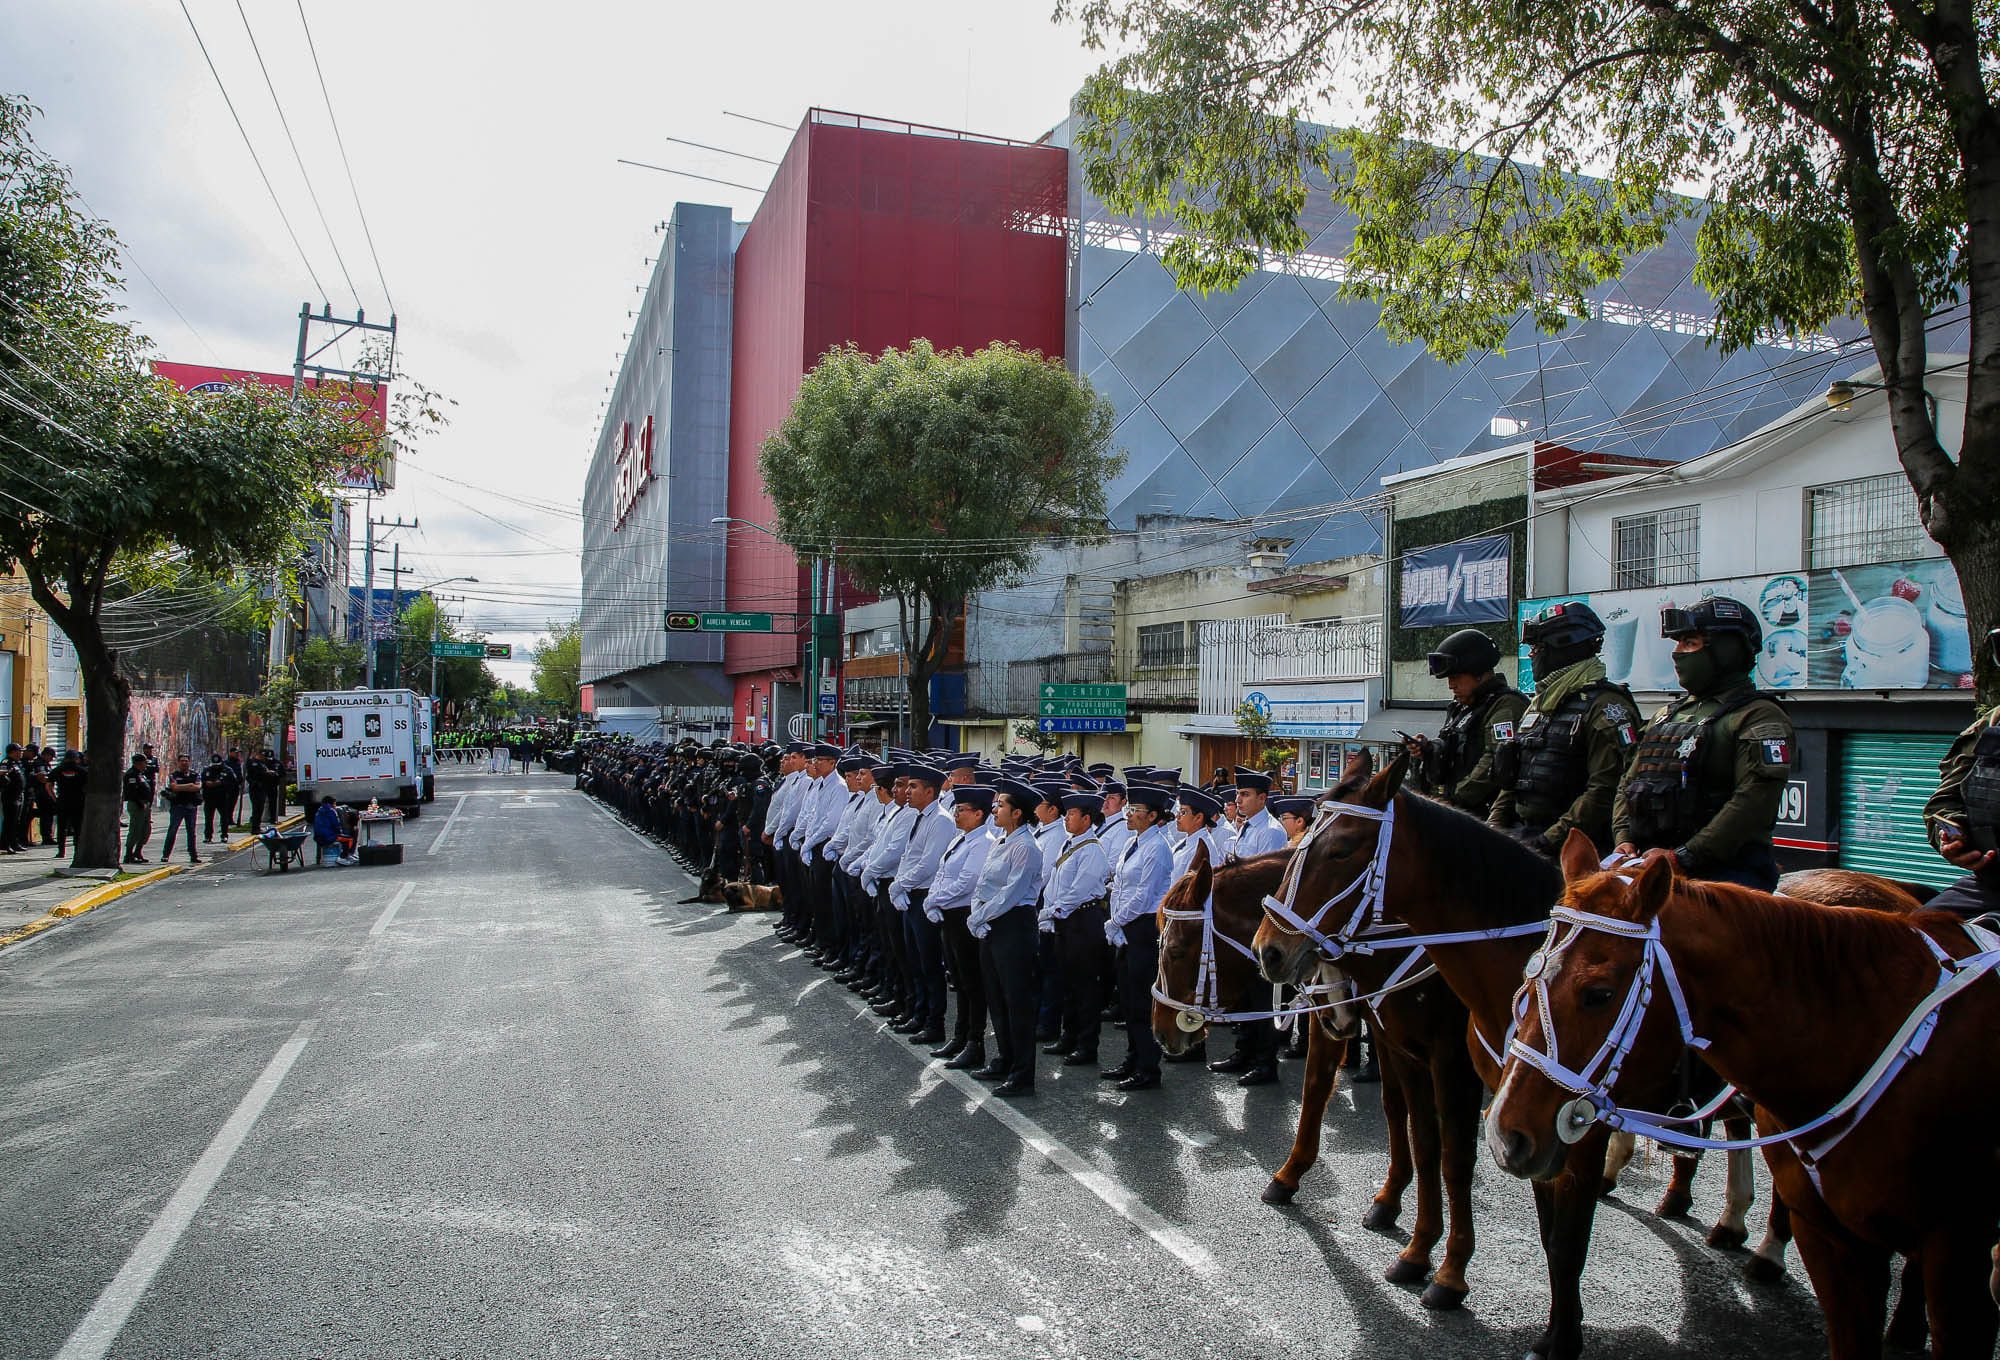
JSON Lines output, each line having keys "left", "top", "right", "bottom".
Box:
{"left": 907, "top": 657, "right": 932, "bottom": 752}
{"left": 72, "top": 628, "right": 131, "bottom": 871}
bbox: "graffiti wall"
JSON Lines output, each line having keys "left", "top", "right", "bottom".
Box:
{"left": 125, "top": 692, "right": 229, "bottom": 764}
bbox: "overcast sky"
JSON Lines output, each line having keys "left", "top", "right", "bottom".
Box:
{"left": 0, "top": 0, "right": 1107, "bottom": 683}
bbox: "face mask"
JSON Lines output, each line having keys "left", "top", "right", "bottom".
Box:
{"left": 1673, "top": 648, "right": 1721, "bottom": 695}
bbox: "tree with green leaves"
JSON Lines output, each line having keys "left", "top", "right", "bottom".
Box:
{"left": 1062, "top": 0, "right": 2000, "bottom": 703}
{"left": 761, "top": 341, "right": 1123, "bottom": 741}
{"left": 531, "top": 617, "right": 581, "bottom": 712}
{"left": 0, "top": 95, "right": 356, "bottom": 867}
{"left": 390, "top": 595, "right": 490, "bottom": 703}
{"left": 295, "top": 635, "right": 365, "bottom": 691}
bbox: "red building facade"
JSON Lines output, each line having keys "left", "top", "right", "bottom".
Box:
{"left": 724, "top": 112, "right": 1068, "bottom": 741}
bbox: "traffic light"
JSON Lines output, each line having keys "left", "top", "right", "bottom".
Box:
{"left": 665, "top": 611, "right": 700, "bottom": 631}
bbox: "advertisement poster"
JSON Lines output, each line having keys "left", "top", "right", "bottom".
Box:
{"left": 154, "top": 360, "right": 392, "bottom": 492}
{"left": 1806, "top": 557, "right": 1973, "bottom": 690}
{"left": 1519, "top": 572, "right": 1810, "bottom": 695}
{"left": 1400, "top": 533, "right": 1512, "bottom": 628}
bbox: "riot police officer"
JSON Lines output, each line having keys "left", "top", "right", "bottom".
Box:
{"left": 1406, "top": 628, "right": 1527, "bottom": 818}
{"left": 1489, "top": 601, "right": 1639, "bottom": 855}
{"left": 1923, "top": 627, "right": 2000, "bottom": 917}
{"left": 1611, "top": 596, "right": 1795, "bottom": 890}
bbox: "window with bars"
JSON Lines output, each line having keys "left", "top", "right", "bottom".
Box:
{"left": 1137, "top": 621, "right": 1190, "bottom": 668}
{"left": 1806, "top": 472, "right": 1930, "bottom": 568}
{"left": 1613, "top": 505, "right": 1700, "bottom": 589}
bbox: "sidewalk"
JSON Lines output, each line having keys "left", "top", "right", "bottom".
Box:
{"left": 0, "top": 812, "right": 301, "bottom": 949}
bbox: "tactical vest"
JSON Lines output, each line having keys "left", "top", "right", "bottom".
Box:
{"left": 1964, "top": 725, "right": 2000, "bottom": 852}
{"left": 1494, "top": 683, "right": 1615, "bottom": 824}
{"left": 1619, "top": 690, "right": 1764, "bottom": 849}
{"left": 1434, "top": 683, "right": 1518, "bottom": 788}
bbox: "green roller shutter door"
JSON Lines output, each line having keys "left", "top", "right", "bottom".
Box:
{"left": 1837, "top": 732, "right": 1959, "bottom": 888}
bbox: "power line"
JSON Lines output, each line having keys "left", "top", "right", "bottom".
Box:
{"left": 176, "top": 0, "right": 330, "bottom": 304}
{"left": 294, "top": 0, "right": 397, "bottom": 314}
{"left": 231, "top": 0, "right": 360, "bottom": 309}
{"left": 615, "top": 159, "right": 766, "bottom": 194}
{"left": 658, "top": 135, "right": 780, "bottom": 167}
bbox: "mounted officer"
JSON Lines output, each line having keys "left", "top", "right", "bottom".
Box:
{"left": 1489, "top": 601, "right": 1639, "bottom": 856}
{"left": 1611, "top": 596, "right": 1795, "bottom": 891}
{"left": 1924, "top": 627, "right": 2000, "bottom": 917}
{"left": 1406, "top": 627, "right": 1527, "bottom": 818}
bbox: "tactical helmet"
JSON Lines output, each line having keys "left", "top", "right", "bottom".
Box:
{"left": 1660, "top": 595, "right": 1763, "bottom": 651}
{"left": 1522, "top": 601, "right": 1605, "bottom": 651}
{"left": 1427, "top": 628, "right": 1503, "bottom": 678}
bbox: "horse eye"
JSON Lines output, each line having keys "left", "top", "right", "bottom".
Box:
{"left": 1580, "top": 986, "right": 1616, "bottom": 1009}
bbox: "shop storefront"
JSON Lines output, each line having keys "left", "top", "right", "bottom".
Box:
{"left": 1836, "top": 730, "right": 1963, "bottom": 888}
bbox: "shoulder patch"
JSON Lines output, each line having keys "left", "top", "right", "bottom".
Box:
{"left": 1491, "top": 720, "right": 1515, "bottom": 743}
{"left": 1616, "top": 724, "right": 1637, "bottom": 747}
{"left": 1759, "top": 738, "right": 1792, "bottom": 769}
{"left": 1603, "top": 702, "right": 1628, "bottom": 723}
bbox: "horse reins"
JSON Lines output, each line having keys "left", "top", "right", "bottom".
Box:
{"left": 1507, "top": 902, "right": 2000, "bottom": 1183}
{"left": 1151, "top": 864, "right": 1349, "bottom": 1031}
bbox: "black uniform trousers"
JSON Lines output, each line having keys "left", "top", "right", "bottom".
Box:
{"left": 1932, "top": 871, "right": 2000, "bottom": 918}
{"left": 979, "top": 905, "right": 1040, "bottom": 1084}
{"left": 1117, "top": 915, "right": 1163, "bottom": 1079}
{"left": 938, "top": 905, "right": 986, "bottom": 1048}
{"left": 901, "top": 892, "right": 946, "bottom": 1031}
{"left": 203, "top": 793, "right": 234, "bottom": 839}
{"left": 248, "top": 783, "right": 274, "bottom": 832}
{"left": 875, "top": 884, "right": 911, "bottom": 1009}
{"left": 1054, "top": 904, "right": 1110, "bottom": 1058}
{"left": 808, "top": 847, "right": 839, "bottom": 956}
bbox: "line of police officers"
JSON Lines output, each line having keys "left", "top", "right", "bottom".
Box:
{"left": 578, "top": 604, "right": 2000, "bottom": 1091}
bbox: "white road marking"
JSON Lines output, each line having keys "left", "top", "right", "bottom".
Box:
{"left": 583, "top": 795, "right": 666, "bottom": 852}
{"left": 369, "top": 882, "right": 416, "bottom": 937}
{"left": 425, "top": 796, "right": 470, "bottom": 857}
{"left": 795, "top": 978, "right": 827, "bottom": 1004}
{"left": 54, "top": 1020, "right": 318, "bottom": 1360}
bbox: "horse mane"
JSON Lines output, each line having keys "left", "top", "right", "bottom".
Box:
{"left": 1668, "top": 876, "right": 1960, "bottom": 977}
{"left": 1392, "top": 790, "right": 1563, "bottom": 927}
{"left": 1162, "top": 847, "right": 1288, "bottom": 922}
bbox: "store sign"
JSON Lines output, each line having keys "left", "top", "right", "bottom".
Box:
{"left": 46, "top": 618, "right": 80, "bottom": 701}
{"left": 1400, "top": 534, "right": 1512, "bottom": 628}
{"left": 1520, "top": 555, "right": 1971, "bottom": 696}
{"left": 611, "top": 415, "right": 654, "bottom": 531}
{"left": 1241, "top": 681, "right": 1369, "bottom": 738}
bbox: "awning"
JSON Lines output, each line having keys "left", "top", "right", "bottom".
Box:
{"left": 1355, "top": 706, "right": 1449, "bottom": 743}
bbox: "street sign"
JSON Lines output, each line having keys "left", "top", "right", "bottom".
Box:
{"left": 431, "top": 641, "right": 484, "bottom": 659}
{"left": 484, "top": 643, "right": 513, "bottom": 659}
{"left": 1040, "top": 683, "right": 1126, "bottom": 700}
{"left": 786, "top": 713, "right": 809, "bottom": 741}
{"left": 666, "top": 610, "right": 775, "bottom": 633}
{"left": 1037, "top": 699, "right": 1128, "bottom": 717}
{"left": 1038, "top": 716, "right": 1128, "bottom": 734}
{"left": 817, "top": 692, "right": 838, "bottom": 714}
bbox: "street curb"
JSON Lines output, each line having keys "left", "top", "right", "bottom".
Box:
{"left": 0, "top": 812, "right": 305, "bottom": 952}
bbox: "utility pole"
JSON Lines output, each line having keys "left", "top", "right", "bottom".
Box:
{"left": 360, "top": 514, "right": 416, "bottom": 686}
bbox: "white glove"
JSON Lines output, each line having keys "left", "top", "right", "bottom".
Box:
{"left": 821, "top": 844, "right": 839, "bottom": 861}
{"left": 924, "top": 903, "right": 943, "bottom": 925}
{"left": 970, "top": 922, "right": 990, "bottom": 940}
{"left": 890, "top": 888, "right": 909, "bottom": 912}
{"left": 1038, "top": 910, "right": 1056, "bottom": 934}
{"left": 1105, "top": 919, "right": 1126, "bottom": 948}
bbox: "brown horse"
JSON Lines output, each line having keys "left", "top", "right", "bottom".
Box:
{"left": 1153, "top": 844, "right": 1485, "bottom": 1306}
{"left": 1252, "top": 757, "right": 1780, "bottom": 1360}
{"left": 1489, "top": 835, "right": 2000, "bottom": 1360}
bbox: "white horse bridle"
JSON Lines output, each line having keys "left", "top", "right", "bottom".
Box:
{"left": 1506, "top": 901, "right": 2000, "bottom": 1181}
{"left": 1151, "top": 862, "right": 1346, "bottom": 1031}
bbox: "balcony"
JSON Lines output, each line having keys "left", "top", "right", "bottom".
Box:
{"left": 1197, "top": 616, "right": 1383, "bottom": 718}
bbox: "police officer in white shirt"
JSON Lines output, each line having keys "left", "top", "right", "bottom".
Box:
{"left": 768, "top": 745, "right": 813, "bottom": 942}
{"left": 1029, "top": 781, "right": 1070, "bottom": 1044}
{"left": 838, "top": 764, "right": 897, "bottom": 993}
{"left": 1231, "top": 767, "right": 1289, "bottom": 859}
{"left": 969, "top": 779, "right": 1049, "bottom": 1096}
{"left": 890, "top": 764, "right": 957, "bottom": 1045}
{"left": 862, "top": 772, "right": 917, "bottom": 1022}
{"left": 926, "top": 785, "right": 996, "bottom": 1069}
{"left": 1102, "top": 783, "right": 1175, "bottom": 1090}
{"left": 1181, "top": 784, "right": 1283, "bottom": 1087}
{"left": 1040, "top": 791, "right": 1113, "bottom": 1066}
{"left": 818, "top": 755, "right": 876, "bottom": 974}
{"left": 1095, "top": 782, "right": 1132, "bottom": 867}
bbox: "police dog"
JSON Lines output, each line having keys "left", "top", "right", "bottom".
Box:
{"left": 679, "top": 868, "right": 729, "bottom": 905}
{"left": 720, "top": 880, "right": 781, "bottom": 912}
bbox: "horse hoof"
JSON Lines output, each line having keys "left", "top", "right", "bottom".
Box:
{"left": 1420, "top": 1280, "right": 1468, "bottom": 1311}
{"left": 1261, "top": 1179, "right": 1298, "bottom": 1206}
{"left": 1361, "top": 1201, "right": 1400, "bottom": 1232}
{"left": 1705, "top": 1223, "right": 1748, "bottom": 1251}
{"left": 1383, "top": 1256, "right": 1430, "bottom": 1286}
{"left": 1741, "top": 1253, "right": 1787, "bottom": 1286}
{"left": 1654, "top": 1188, "right": 1693, "bottom": 1220}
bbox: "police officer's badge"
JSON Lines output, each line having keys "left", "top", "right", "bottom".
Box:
{"left": 1676, "top": 735, "right": 1699, "bottom": 760}
{"left": 1604, "top": 703, "right": 1628, "bottom": 722}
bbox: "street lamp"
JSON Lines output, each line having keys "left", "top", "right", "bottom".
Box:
{"left": 421, "top": 577, "right": 480, "bottom": 697}
{"left": 711, "top": 516, "right": 830, "bottom": 739}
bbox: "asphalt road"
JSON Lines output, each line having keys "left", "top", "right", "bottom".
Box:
{"left": 0, "top": 770, "right": 1835, "bottom": 1359}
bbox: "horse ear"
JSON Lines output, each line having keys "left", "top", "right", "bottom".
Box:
{"left": 1188, "top": 836, "right": 1214, "bottom": 896}
{"left": 1631, "top": 853, "right": 1673, "bottom": 923}
{"left": 1558, "top": 827, "right": 1600, "bottom": 885}
{"left": 1364, "top": 749, "right": 1409, "bottom": 806}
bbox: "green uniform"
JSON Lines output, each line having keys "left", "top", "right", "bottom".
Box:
{"left": 1412, "top": 674, "right": 1528, "bottom": 817}
{"left": 1612, "top": 677, "right": 1793, "bottom": 885}
{"left": 1922, "top": 705, "right": 2000, "bottom": 854}
{"left": 1488, "top": 656, "right": 1639, "bottom": 854}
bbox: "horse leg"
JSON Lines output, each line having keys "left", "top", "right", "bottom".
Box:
{"left": 1384, "top": 1043, "right": 1444, "bottom": 1287}
{"left": 1885, "top": 1253, "right": 1928, "bottom": 1353}
{"left": 1704, "top": 1121, "right": 1754, "bottom": 1250}
{"left": 1656, "top": 1150, "right": 1699, "bottom": 1220}
{"left": 1531, "top": 1145, "right": 1607, "bottom": 1360}
{"left": 1364, "top": 1037, "right": 1413, "bottom": 1233}
{"left": 1742, "top": 1192, "right": 1793, "bottom": 1285}
{"left": 1923, "top": 1230, "right": 1999, "bottom": 1360}
{"left": 1263, "top": 1020, "right": 1342, "bottom": 1205}
{"left": 1788, "top": 1200, "right": 1891, "bottom": 1360}
{"left": 1599, "top": 1129, "right": 1636, "bottom": 1198}
{"left": 1420, "top": 1041, "right": 1482, "bottom": 1311}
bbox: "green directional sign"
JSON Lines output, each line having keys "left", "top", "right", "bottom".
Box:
{"left": 1038, "top": 699, "right": 1129, "bottom": 717}
{"left": 665, "top": 610, "right": 775, "bottom": 633}
{"left": 431, "top": 641, "right": 485, "bottom": 659}
{"left": 1040, "top": 683, "right": 1126, "bottom": 701}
